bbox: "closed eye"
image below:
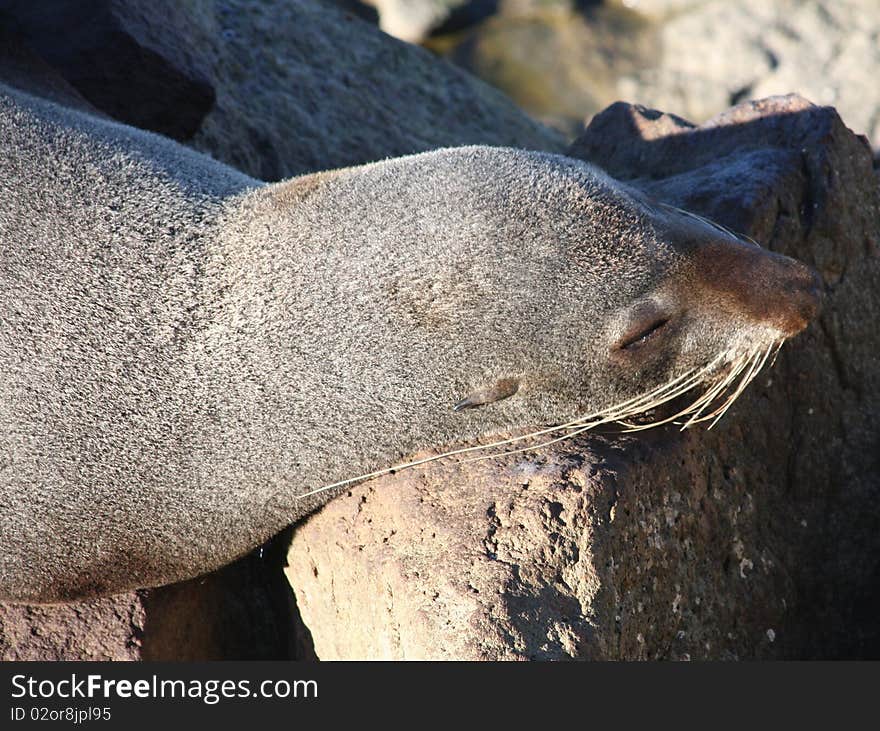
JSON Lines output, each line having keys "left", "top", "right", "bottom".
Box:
{"left": 616, "top": 318, "right": 670, "bottom": 351}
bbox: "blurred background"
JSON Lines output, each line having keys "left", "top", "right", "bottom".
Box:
{"left": 340, "top": 0, "right": 879, "bottom": 148}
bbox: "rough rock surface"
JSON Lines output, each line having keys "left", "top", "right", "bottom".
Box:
{"left": 188, "top": 0, "right": 563, "bottom": 179}
{"left": 286, "top": 95, "right": 880, "bottom": 660}
{"left": 0, "top": 594, "right": 146, "bottom": 661}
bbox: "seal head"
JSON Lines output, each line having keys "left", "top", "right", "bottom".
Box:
{"left": 0, "top": 85, "right": 821, "bottom": 601}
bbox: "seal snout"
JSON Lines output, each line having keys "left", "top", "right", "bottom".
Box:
{"left": 744, "top": 252, "right": 823, "bottom": 337}
{"left": 694, "top": 241, "right": 823, "bottom": 337}
{"left": 777, "top": 260, "right": 823, "bottom": 335}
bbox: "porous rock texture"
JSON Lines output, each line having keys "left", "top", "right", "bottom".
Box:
{"left": 188, "top": 0, "right": 564, "bottom": 178}
{"left": 286, "top": 95, "right": 880, "bottom": 660}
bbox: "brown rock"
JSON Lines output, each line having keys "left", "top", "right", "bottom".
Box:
{"left": 0, "top": 594, "right": 146, "bottom": 661}
{"left": 286, "top": 95, "right": 880, "bottom": 659}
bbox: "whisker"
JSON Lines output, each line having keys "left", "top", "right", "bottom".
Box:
{"left": 298, "top": 340, "right": 786, "bottom": 499}
{"left": 768, "top": 340, "right": 784, "bottom": 368}
{"left": 621, "top": 352, "right": 752, "bottom": 432}
{"left": 467, "top": 358, "right": 730, "bottom": 458}
{"left": 656, "top": 203, "right": 762, "bottom": 249}
{"left": 590, "top": 354, "right": 731, "bottom": 427}
{"left": 563, "top": 362, "right": 709, "bottom": 428}
{"left": 684, "top": 349, "right": 760, "bottom": 427}
{"left": 678, "top": 350, "right": 755, "bottom": 428}
{"left": 705, "top": 343, "right": 774, "bottom": 429}
{"left": 295, "top": 420, "right": 580, "bottom": 500}
{"left": 462, "top": 424, "right": 594, "bottom": 464}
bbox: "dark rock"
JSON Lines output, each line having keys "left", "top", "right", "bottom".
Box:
{"left": 287, "top": 95, "right": 880, "bottom": 659}
{"left": 325, "top": 0, "right": 380, "bottom": 25}
{"left": 188, "top": 0, "right": 564, "bottom": 179}
{"left": 2, "top": 0, "right": 563, "bottom": 178}
{"left": 0, "top": 28, "right": 101, "bottom": 115}
{"left": 1, "top": 531, "right": 309, "bottom": 661}
{"left": 0, "top": 0, "right": 216, "bottom": 140}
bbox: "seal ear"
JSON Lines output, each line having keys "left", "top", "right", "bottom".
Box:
{"left": 453, "top": 378, "right": 520, "bottom": 411}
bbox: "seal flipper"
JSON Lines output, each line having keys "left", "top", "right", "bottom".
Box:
{"left": 453, "top": 378, "right": 520, "bottom": 411}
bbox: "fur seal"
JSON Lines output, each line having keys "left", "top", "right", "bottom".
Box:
{"left": 0, "top": 81, "right": 821, "bottom": 603}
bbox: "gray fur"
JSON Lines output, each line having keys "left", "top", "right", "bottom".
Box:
{"left": 0, "top": 82, "right": 819, "bottom": 602}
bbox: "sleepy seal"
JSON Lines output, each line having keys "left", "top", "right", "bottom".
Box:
{"left": 0, "top": 82, "right": 821, "bottom": 602}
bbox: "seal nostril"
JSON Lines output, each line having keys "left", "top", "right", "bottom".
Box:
{"left": 771, "top": 263, "right": 823, "bottom": 335}
{"left": 792, "top": 265, "right": 823, "bottom": 321}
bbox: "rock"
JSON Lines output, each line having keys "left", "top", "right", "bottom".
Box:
{"left": 0, "top": 28, "right": 101, "bottom": 116}
{"left": 617, "top": 0, "right": 880, "bottom": 149}
{"left": 430, "top": 0, "right": 880, "bottom": 151}
{"left": 286, "top": 95, "right": 880, "bottom": 659}
{"left": 189, "top": 0, "right": 563, "bottom": 179}
{"left": 0, "top": 0, "right": 216, "bottom": 140}
{"left": 0, "top": 594, "right": 146, "bottom": 661}
{"left": 326, "top": 0, "right": 380, "bottom": 25}
{"left": 1, "top": 0, "right": 563, "bottom": 179}
{"left": 1, "top": 533, "right": 310, "bottom": 660}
